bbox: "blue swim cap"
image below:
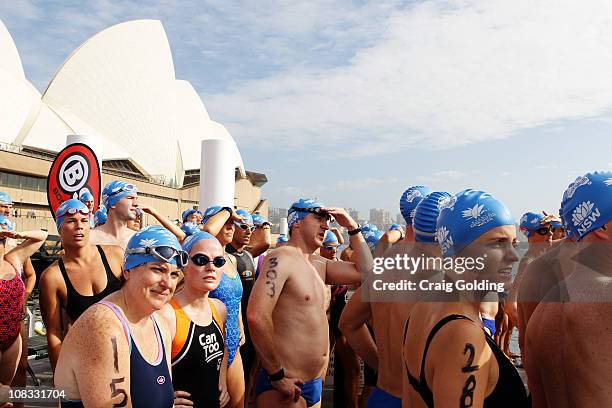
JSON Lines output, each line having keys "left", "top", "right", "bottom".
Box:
{"left": 549, "top": 220, "right": 563, "bottom": 228}
{"left": 323, "top": 231, "right": 339, "bottom": 246}
{"left": 389, "top": 223, "right": 401, "bottom": 231}
{"left": 364, "top": 229, "right": 384, "bottom": 251}
{"left": 181, "top": 221, "right": 200, "bottom": 237}
{"left": 413, "top": 191, "right": 451, "bottom": 243}
{"left": 519, "top": 212, "right": 545, "bottom": 238}
{"left": 287, "top": 198, "right": 327, "bottom": 229}
{"left": 55, "top": 199, "right": 90, "bottom": 230}
{"left": 124, "top": 225, "right": 185, "bottom": 270}
{"left": 252, "top": 214, "right": 269, "bottom": 227}
{"left": 94, "top": 206, "right": 107, "bottom": 226}
{"left": 201, "top": 205, "right": 228, "bottom": 224}
{"left": 236, "top": 209, "right": 254, "bottom": 225}
{"left": 0, "top": 192, "right": 13, "bottom": 205}
{"left": 0, "top": 215, "right": 14, "bottom": 231}
{"left": 400, "top": 186, "right": 432, "bottom": 225}
{"left": 181, "top": 208, "right": 203, "bottom": 223}
{"left": 276, "top": 235, "right": 289, "bottom": 245}
{"left": 102, "top": 181, "right": 138, "bottom": 208}
{"left": 182, "top": 230, "right": 219, "bottom": 253}
{"left": 436, "top": 189, "right": 515, "bottom": 257}
{"left": 362, "top": 224, "right": 379, "bottom": 233}
{"left": 560, "top": 171, "right": 612, "bottom": 241}
{"left": 79, "top": 189, "right": 94, "bottom": 203}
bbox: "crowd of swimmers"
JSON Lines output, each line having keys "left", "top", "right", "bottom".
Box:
{"left": 0, "top": 169, "right": 611, "bottom": 407}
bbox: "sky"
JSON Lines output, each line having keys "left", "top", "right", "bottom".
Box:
{"left": 1, "top": 0, "right": 612, "bottom": 220}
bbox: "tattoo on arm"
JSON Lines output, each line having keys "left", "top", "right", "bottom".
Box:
{"left": 265, "top": 257, "right": 278, "bottom": 298}
{"left": 109, "top": 337, "right": 128, "bottom": 407}
{"left": 459, "top": 343, "right": 479, "bottom": 408}
{"left": 112, "top": 336, "right": 119, "bottom": 372}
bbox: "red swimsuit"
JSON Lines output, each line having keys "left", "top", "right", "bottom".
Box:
{"left": 0, "top": 261, "right": 25, "bottom": 352}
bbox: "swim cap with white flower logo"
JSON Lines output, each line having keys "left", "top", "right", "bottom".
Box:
{"left": 561, "top": 171, "right": 612, "bottom": 240}
{"left": 436, "top": 189, "right": 515, "bottom": 256}
{"left": 287, "top": 198, "right": 326, "bottom": 229}
{"left": 399, "top": 186, "right": 432, "bottom": 225}
{"left": 124, "top": 225, "right": 183, "bottom": 270}
{"left": 519, "top": 212, "right": 545, "bottom": 237}
{"left": 413, "top": 191, "right": 451, "bottom": 243}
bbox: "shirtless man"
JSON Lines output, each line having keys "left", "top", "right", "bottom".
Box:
{"left": 89, "top": 180, "right": 138, "bottom": 250}
{"left": 39, "top": 199, "right": 124, "bottom": 370}
{"left": 526, "top": 171, "right": 612, "bottom": 407}
{"left": 340, "top": 191, "right": 448, "bottom": 407}
{"left": 247, "top": 198, "right": 372, "bottom": 408}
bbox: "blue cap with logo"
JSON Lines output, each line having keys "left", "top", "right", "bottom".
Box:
{"left": 94, "top": 206, "right": 107, "bottom": 227}
{"left": 124, "top": 225, "right": 185, "bottom": 270}
{"left": 181, "top": 208, "right": 203, "bottom": 223}
{"left": 362, "top": 224, "right": 379, "bottom": 233}
{"left": 277, "top": 235, "right": 289, "bottom": 245}
{"left": 251, "top": 213, "right": 269, "bottom": 227}
{"left": 0, "top": 215, "right": 14, "bottom": 231}
{"left": 364, "top": 229, "right": 384, "bottom": 251}
{"left": 519, "top": 212, "right": 545, "bottom": 238}
{"left": 201, "top": 205, "right": 228, "bottom": 224}
{"left": 323, "top": 231, "right": 339, "bottom": 246}
{"left": 287, "top": 198, "right": 327, "bottom": 229}
{"left": 55, "top": 199, "right": 90, "bottom": 230}
{"left": 400, "top": 185, "right": 432, "bottom": 226}
{"left": 79, "top": 189, "right": 94, "bottom": 203}
{"left": 102, "top": 181, "right": 137, "bottom": 208}
{"left": 0, "top": 192, "right": 13, "bottom": 205}
{"left": 436, "top": 189, "right": 515, "bottom": 257}
{"left": 413, "top": 191, "right": 451, "bottom": 243}
{"left": 235, "top": 209, "right": 254, "bottom": 225}
{"left": 182, "top": 230, "right": 219, "bottom": 253}
{"left": 560, "top": 171, "right": 612, "bottom": 241}
{"left": 389, "top": 223, "right": 402, "bottom": 231}
{"left": 181, "top": 221, "right": 200, "bottom": 237}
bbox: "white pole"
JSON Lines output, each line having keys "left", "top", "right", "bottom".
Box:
{"left": 280, "top": 217, "right": 288, "bottom": 236}
{"left": 200, "top": 139, "right": 235, "bottom": 209}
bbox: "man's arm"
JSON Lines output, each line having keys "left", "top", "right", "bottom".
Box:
{"left": 202, "top": 208, "right": 244, "bottom": 236}
{"left": 213, "top": 299, "right": 230, "bottom": 407}
{"left": 338, "top": 286, "right": 378, "bottom": 369}
{"left": 248, "top": 224, "right": 271, "bottom": 258}
{"left": 373, "top": 229, "right": 403, "bottom": 259}
{"left": 140, "top": 206, "right": 186, "bottom": 241}
{"left": 22, "top": 258, "right": 36, "bottom": 299}
{"left": 39, "top": 265, "right": 64, "bottom": 371}
{"left": 247, "top": 251, "right": 303, "bottom": 401}
{"left": 330, "top": 227, "right": 344, "bottom": 245}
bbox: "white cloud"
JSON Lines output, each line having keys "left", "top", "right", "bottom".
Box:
{"left": 207, "top": 0, "right": 612, "bottom": 156}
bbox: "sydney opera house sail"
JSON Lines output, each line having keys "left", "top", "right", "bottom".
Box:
{"left": 0, "top": 18, "right": 244, "bottom": 187}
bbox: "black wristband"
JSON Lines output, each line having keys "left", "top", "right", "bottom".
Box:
{"left": 267, "top": 367, "right": 285, "bottom": 382}
{"left": 348, "top": 226, "right": 362, "bottom": 236}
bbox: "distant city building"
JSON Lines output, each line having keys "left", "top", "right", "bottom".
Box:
{"left": 268, "top": 207, "right": 288, "bottom": 233}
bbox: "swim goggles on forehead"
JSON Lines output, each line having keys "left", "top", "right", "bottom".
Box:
{"left": 125, "top": 245, "right": 189, "bottom": 268}
{"left": 289, "top": 206, "right": 332, "bottom": 221}
{"left": 324, "top": 245, "right": 338, "bottom": 251}
{"left": 234, "top": 221, "right": 256, "bottom": 232}
{"left": 106, "top": 183, "right": 137, "bottom": 198}
{"left": 191, "top": 253, "right": 226, "bottom": 268}
{"left": 57, "top": 206, "right": 90, "bottom": 218}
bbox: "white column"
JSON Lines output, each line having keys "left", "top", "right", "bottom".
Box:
{"left": 200, "top": 139, "right": 235, "bottom": 209}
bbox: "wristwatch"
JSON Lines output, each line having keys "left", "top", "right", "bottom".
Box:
{"left": 347, "top": 225, "right": 362, "bottom": 236}
{"left": 267, "top": 367, "right": 285, "bottom": 382}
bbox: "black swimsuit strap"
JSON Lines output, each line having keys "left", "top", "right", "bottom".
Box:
{"left": 95, "top": 245, "right": 116, "bottom": 280}
{"left": 58, "top": 257, "right": 76, "bottom": 294}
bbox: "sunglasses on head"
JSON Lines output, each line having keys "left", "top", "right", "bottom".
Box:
{"left": 126, "top": 245, "right": 189, "bottom": 268}
{"left": 57, "top": 206, "right": 90, "bottom": 218}
{"left": 234, "top": 221, "right": 256, "bottom": 232}
{"left": 106, "top": 183, "right": 137, "bottom": 198}
{"left": 191, "top": 253, "right": 226, "bottom": 267}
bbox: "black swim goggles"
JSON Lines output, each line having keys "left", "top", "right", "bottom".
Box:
{"left": 289, "top": 206, "right": 332, "bottom": 222}
{"left": 125, "top": 245, "right": 189, "bottom": 268}
{"left": 191, "top": 253, "right": 226, "bottom": 268}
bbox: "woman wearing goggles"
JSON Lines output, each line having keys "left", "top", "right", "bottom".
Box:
{"left": 159, "top": 231, "right": 230, "bottom": 408}
{"left": 54, "top": 226, "right": 182, "bottom": 408}
{"left": 202, "top": 205, "right": 247, "bottom": 408}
